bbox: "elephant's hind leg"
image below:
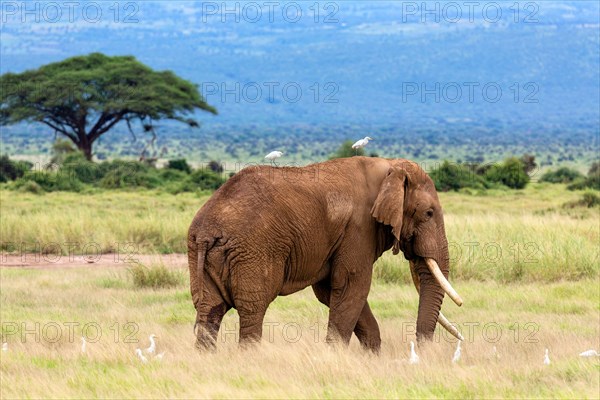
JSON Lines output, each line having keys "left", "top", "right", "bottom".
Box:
{"left": 195, "top": 274, "right": 231, "bottom": 351}
{"left": 230, "top": 264, "right": 274, "bottom": 348}
{"left": 312, "top": 280, "right": 381, "bottom": 353}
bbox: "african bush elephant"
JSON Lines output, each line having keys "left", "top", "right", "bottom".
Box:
{"left": 188, "top": 157, "right": 463, "bottom": 353}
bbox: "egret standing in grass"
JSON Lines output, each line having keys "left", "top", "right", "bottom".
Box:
{"left": 579, "top": 349, "right": 599, "bottom": 357}
{"left": 409, "top": 341, "right": 420, "bottom": 365}
{"left": 492, "top": 346, "right": 500, "bottom": 362}
{"left": 264, "top": 151, "right": 283, "bottom": 166}
{"left": 2, "top": 342, "right": 7, "bottom": 353}
{"left": 81, "top": 336, "right": 86, "bottom": 354}
{"left": 135, "top": 348, "right": 148, "bottom": 364}
{"left": 145, "top": 334, "right": 157, "bottom": 354}
{"left": 351, "top": 137, "right": 373, "bottom": 154}
{"left": 543, "top": 348, "right": 551, "bottom": 365}
{"left": 452, "top": 341, "right": 462, "bottom": 364}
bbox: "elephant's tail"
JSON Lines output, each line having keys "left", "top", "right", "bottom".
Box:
{"left": 189, "top": 236, "right": 213, "bottom": 321}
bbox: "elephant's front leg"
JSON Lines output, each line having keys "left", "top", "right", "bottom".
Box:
{"left": 312, "top": 280, "right": 381, "bottom": 353}
{"left": 352, "top": 302, "right": 381, "bottom": 353}
{"left": 325, "top": 253, "right": 374, "bottom": 347}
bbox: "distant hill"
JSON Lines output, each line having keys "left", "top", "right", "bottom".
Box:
{"left": 1, "top": 1, "right": 599, "bottom": 164}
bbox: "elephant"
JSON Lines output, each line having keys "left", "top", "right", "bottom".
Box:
{"left": 188, "top": 156, "right": 463, "bottom": 353}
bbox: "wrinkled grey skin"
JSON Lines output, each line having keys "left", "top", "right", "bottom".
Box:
{"left": 188, "top": 157, "right": 451, "bottom": 352}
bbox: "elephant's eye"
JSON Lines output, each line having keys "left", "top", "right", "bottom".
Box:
{"left": 425, "top": 209, "right": 434, "bottom": 218}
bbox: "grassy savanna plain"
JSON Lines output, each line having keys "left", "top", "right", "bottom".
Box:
{"left": 0, "top": 183, "right": 599, "bottom": 398}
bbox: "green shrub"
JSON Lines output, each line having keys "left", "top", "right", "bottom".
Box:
{"left": 581, "top": 192, "right": 600, "bottom": 207}
{"left": 520, "top": 154, "right": 537, "bottom": 174}
{"left": 61, "top": 152, "right": 103, "bottom": 184}
{"left": 159, "top": 169, "right": 191, "bottom": 194}
{"left": 128, "top": 262, "right": 183, "bottom": 289}
{"left": 540, "top": 167, "right": 583, "bottom": 184}
{"left": 17, "top": 180, "right": 44, "bottom": 194}
{"left": 99, "top": 160, "right": 162, "bottom": 189}
{"left": 567, "top": 166, "right": 600, "bottom": 191}
{"left": 589, "top": 162, "right": 600, "bottom": 177}
{"left": 330, "top": 140, "right": 365, "bottom": 159}
{"left": 563, "top": 191, "right": 600, "bottom": 209}
{"left": 567, "top": 176, "right": 600, "bottom": 191}
{"left": 163, "top": 169, "right": 226, "bottom": 194}
{"left": 166, "top": 159, "right": 191, "bottom": 174}
{"left": 0, "top": 155, "right": 32, "bottom": 182}
{"left": 159, "top": 168, "right": 188, "bottom": 182}
{"left": 484, "top": 157, "right": 530, "bottom": 189}
{"left": 429, "top": 161, "right": 486, "bottom": 192}
{"left": 14, "top": 170, "right": 83, "bottom": 192}
{"left": 208, "top": 160, "right": 224, "bottom": 173}
{"left": 187, "top": 169, "right": 226, "bottom": 191}
{"left": 49, "top": 138, "right": 76, "bottom": 165}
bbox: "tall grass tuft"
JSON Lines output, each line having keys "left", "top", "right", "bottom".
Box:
{"left": 128, "top": 261, "right": 184, "bottom": 289}
{"left": 373, "top": 254, "right": 411, "bottom": 284}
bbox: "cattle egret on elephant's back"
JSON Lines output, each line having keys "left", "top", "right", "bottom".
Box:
{"left": 265, "top": 151, "right": 283, "bottom": 166}
{"left": 352, "top": 137, "right": 374, "bottom": 151}
{"left": 409, "top": 341, "right": 419, "bottom": 364}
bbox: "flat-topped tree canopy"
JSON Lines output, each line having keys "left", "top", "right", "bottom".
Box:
{"left": 0, "top": 52, "right": 217, "bottom": 160}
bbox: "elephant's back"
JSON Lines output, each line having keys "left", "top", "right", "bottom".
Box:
{"left": 189, "top": 165, "right": 325, "bottom": 241}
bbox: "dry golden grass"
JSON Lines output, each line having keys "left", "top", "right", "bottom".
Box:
{"left": 1, "top": 184, "right": 599, "bottom": 398}
{"left": 0, "top": 265, "right": 598, "bottom": 399}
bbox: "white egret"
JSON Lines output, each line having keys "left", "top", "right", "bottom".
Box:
{"left": 264, "top": 151, "right": 283, "bottom": 166}
{"left": 492, "top": 346, "right": 500, "bottom": 362}
{"left": 409, "top": 341, "right": 420, "bottom": 365}
{"left": 452, "top": 341, "right": 461, "bottom": 364}
{"left": 145, "top": 334, "right": 157, "bottom": 354}
{"left": 81, "top": 336, "right": 86, "bottom": 354}
{"left": 135, "top": 348, "right": 148, "bottom": 364}
{"left": 155, "top": 351, "right": 166, "bottom": 361}
{"left": 351, "top": 136, "right": 374, "bottom": 153}
{"left": 2, "top": 342, "right": 7, "bottom": 353}
{"left": 543, "top": 348, "right": 550, "bottom": 365}
{"left": 579, "top": 350, "right": 599, "bottom": 357}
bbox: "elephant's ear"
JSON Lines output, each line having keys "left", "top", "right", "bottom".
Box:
{"left": 371, "top": 166, "right": 408, "bottom": 246}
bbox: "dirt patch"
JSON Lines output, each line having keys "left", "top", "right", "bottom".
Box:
{"left": 0, "top": 253, "right": 188, "bottom": 269}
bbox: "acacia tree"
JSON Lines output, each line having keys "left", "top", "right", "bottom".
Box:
{"left": 0, "top": 53, "right": 217, "bottom": 160}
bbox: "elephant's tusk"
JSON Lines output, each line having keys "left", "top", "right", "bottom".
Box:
{"left": 409, "top": 261, "right": 464, "bottom": 341}
{"left": 424, "top": 258, "right": 463, "bottom": 307}
{"left": 437, "top": 312, "right": 464, "bottom": 341}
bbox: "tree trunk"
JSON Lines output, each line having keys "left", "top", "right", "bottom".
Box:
{"left": 79, "top": 140, "right": 93, "bottom": 161}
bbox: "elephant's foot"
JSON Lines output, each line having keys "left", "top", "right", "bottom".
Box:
{"left": 195, "top": 302, "right": 230, "bottom": 351}
{"left": 238, "top": 307, "right": 267, "bottom": 348}
{"left": 354, "top": 302, "right": 382, "bottom": 354}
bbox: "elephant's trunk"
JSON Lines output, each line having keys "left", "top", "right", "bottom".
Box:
{"left": 409, "top": 260, "right": 464, "bottom": 341}
{"left": 415, "top": 243, "right": 456, "bottom": 342}
{"left": 416, "top": 260, "right": 445, "bottom": 342}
